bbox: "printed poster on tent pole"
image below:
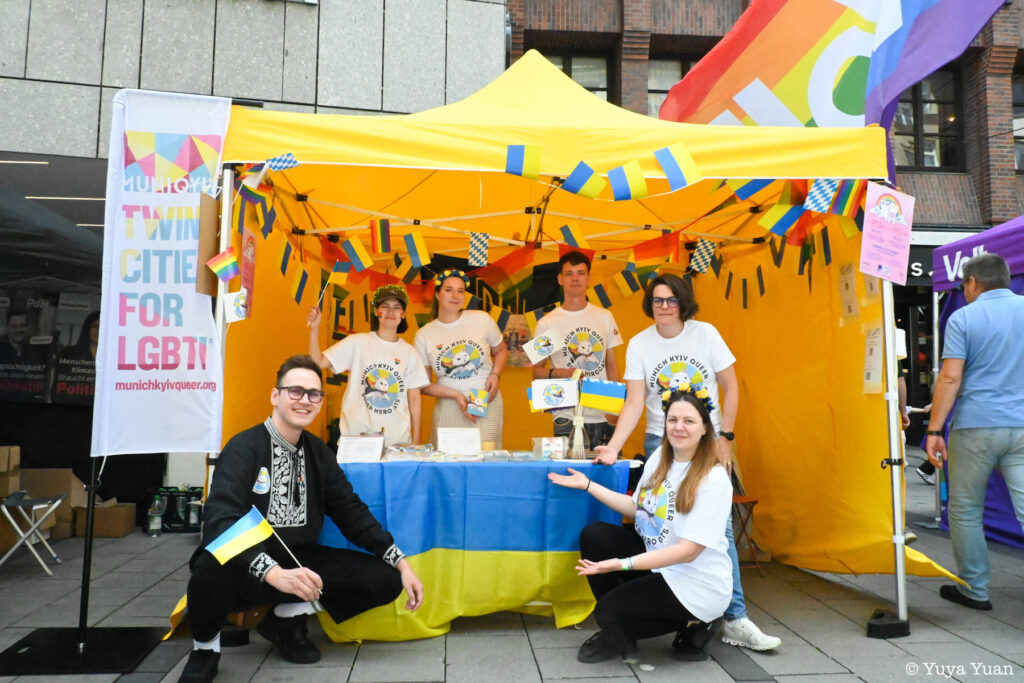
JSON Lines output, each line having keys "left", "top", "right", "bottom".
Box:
{"left": 858, "top": 182, "right": 914, "bottom": 286}
{"left": 91, "top": 90, "right": 231, "bottom": 456}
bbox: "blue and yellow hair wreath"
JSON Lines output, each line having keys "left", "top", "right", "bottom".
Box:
{"left": 433, "top": 268, "right": 471, "bottom": 288}
{"left": 660, "top": 385, "right": 715, "bottom": 415}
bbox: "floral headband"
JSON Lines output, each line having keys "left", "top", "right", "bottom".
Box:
{"left": 661, "top": 386, "right": 715, "bottom": 415}
{"left": 434, "top": 268, "right": 471, "bottom": 288}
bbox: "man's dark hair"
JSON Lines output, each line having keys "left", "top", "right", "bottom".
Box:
{"left": 6, "top": 307, "right": 27, "bottom": 324}
{"left": 641, "top": 273, "right": 698, "bottom": 322}
{"left": 276, "top": 355, "right": 322, "bottom": 386}
{"left": 962, "top": 253, "right": 1011, "bottom": 292}
{"left": 558, "top": 250, "right": 591, "bottom": 273}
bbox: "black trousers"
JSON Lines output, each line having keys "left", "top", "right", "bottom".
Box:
{"left": 187, "top": 545, "right": 403, "bottom": 642}
{"left": 580, "top": 522, "right": 697, "bottom": 648}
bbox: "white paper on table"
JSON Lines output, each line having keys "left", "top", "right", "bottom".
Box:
{"left": 530, "top": 378, "right": 578, "bottom": 411}
{"left": 223, "top": 287, "right": 248, "bottom": 324}
{"left": 336, "top": 435, "right": 385, "bottom": 463}
{"left": 523, "top": 332, "right": 564, "bottom": 365}
{"left": 437, "top": 427, "right": 482, "bottom": 456}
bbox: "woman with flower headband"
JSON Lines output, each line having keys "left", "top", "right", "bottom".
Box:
{"left": 413, "top": 269, "right": 508, "bottom": 446}
{"left": 549, "top": 388, "right": 732, "bottom": 663}
{"left": 592, "top": 272, "right": 781, "bottom": 653}
{"left": 307, "top": 285, "right": 428, "bottom": 446}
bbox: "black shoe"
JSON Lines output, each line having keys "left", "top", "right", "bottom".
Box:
{"left": 178, "top": 649, "right": 220, "bottom": 683}
{"left": 940, "top": 584, "right": 992, "bottom": 611}
{"left": 672, "top": 617, "right": 724, "bottom": 662}
{"left": 576, "top": 631, "right": 636, "bottom": 664}
{"left": 256, "top": 612, "right": 322, "bottom": 663}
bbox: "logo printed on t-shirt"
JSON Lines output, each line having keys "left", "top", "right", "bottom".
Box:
{"left": 435, "top": 340, "right": 485, "bottom": 380}
{"left": 563, "top": 327, "right": 606, "bottom": 374}
{"left": 651, "top": 356, "right": 709, "bottom": 394}
{"left": 361, "top": 363, "right": 406, "bottom": 414}
{"left": 635, "top": 482, "right": 675, "bottom": 546}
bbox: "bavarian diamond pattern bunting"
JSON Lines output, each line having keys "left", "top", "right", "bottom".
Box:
{"left": 689, "top": 238, "right": 716, "bottom": 273}
{"left": 804, "top": 178, "right": 840, "bottom": 213}
{"left": 468, "top": 232, "right": 489, "bottom": 267}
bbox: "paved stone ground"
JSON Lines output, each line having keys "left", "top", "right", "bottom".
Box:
{"left": 0, "top": 447, "right": 1021, "bottom": 682}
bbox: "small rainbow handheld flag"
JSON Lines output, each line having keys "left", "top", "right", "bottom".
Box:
{"left": 206, "top": 247, "right": 240, "bottom": 281}
{"left": 206, "top": 506, "right": 273, "bottom": 564}
{"left": 607, "top": 161, "right": 648, "bottom": 201}
{"left": 654, "top": 142, "right": 702, "bottom": 192}
{"left": 404, "top": 231, "right": 431, "bottom": 269}
{"left": 238, "top": 183, "right": 269, "bottom": 205}
{"left": 341, "top": 236, "right": 373, "bottom": 272}
{"left": 370, "top": 219, "right": 391, "bottom": 254}
{"left": 558, "top": 221, "right": 589, "bottom": 249}
{"left": 561, "top": 161, "right": 607, "bottom": 199}
{"left": 505, "top": 144, "right": 541, "bottom": 180}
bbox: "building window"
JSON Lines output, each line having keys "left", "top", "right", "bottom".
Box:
{"left": 647, "top": 59, "right": 697, "bottom": 117}
{"left": 546, "top": 54, "right": 610, "bottom": 102}
{"left": 893, "top": 69, "right": 962, "bottom": 170}
{"left": 1013, "top": 73, "right": 1024, "bottom": 171}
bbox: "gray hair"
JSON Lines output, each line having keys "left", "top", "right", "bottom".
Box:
{"left": 962, "top": 253, "right": 1010, "bottom": 291}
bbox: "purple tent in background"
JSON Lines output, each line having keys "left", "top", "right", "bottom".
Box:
{"left": 931, "top": 217, "right": 1024, "bottom": 550}
{"left": 932, "top": 214, "right": 1024, "bottom": 292}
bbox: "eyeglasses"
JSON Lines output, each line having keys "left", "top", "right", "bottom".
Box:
{"left": 651, "top": 296, "right": 680, "bottom": 308}
{"left": 277, "top": 386, "right": 325, "bottom": 403}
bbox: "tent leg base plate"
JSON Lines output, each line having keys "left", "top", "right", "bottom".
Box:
{"left": 865, "top": 609, "right": 910, "bottom": 639}
{"left": 0, "top": 626, "right": 165, "bottom": 675}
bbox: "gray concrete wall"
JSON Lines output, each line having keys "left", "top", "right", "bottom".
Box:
{"left": 0, "top": 0, "right": 508, "bottom": 159}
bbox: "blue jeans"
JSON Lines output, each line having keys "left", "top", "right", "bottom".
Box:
{"left": 643, "top": 433, "right": 745, "bottom": 620}
{"left": 947, "top": 427, "right": 1024, "bottom": 600}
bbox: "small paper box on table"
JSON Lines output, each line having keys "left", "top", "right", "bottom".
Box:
{"left": 530, "top": 378, "right": 578, "bottom": 412}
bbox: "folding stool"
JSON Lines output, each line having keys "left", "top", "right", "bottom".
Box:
{"left": 0, "top": 491, "right": 66, "bottom": 576}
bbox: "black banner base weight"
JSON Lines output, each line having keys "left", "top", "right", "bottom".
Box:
{"left": 866, "top": 609, "right": 911, "bottom": 639}
{"left": 0, "top": 626, "right": 165, "bottom": 675}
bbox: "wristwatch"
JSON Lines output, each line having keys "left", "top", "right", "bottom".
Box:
{"left": 719, "top": 431, "right": 735, "bottom": 441}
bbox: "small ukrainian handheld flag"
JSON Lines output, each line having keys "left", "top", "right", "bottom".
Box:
{"left": 579, "top": 378, "right": 627, "bottom": 415}
{"left": 206, "top": 506, "right": 274, "bottom": 564}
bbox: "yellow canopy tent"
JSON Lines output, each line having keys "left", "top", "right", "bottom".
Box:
{"left": 219, "top": 50, "right": 951, "bottom": 597}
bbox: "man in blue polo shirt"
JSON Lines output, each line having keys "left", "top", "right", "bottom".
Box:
{"left": 926, "top": 253, "right": 1024, "bottom": 610}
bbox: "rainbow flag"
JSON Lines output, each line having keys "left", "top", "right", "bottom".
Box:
{"left": 588, "top": 283, "right": 612, "bottom": 309}
{"left": 403, "top": 231, "right": 431, "bottom": 269}
{"left": 558, "top": 221, "right": 589, "bottom": 249}
{"left": 579, "top": 378, "right": 627, "bottom": 415}
{"left": 328, "top": 261, "right": 351, "bottom": 286}
{"left": 561, "top": 161, "right": 607, "bottom": 199}
{"left": 654, "top": 142, "right": 702, "bottom": 192}
{"left": 206, "top": 246, "right": 240, "bottom": 281}
{"left": 830, "top": 179, "right": 866, "bottom": 217}
{"left": 607, "top": 161, "right": 647, "bottom": 201}
{"left": 206, "top": 506, "right": 273, "bottom": 564}
{"left": 370, "top": 219, "right": 391, "bottom": 254}
{"left": 505, "top": 144, "right": 541, "bottom": 180}
{"left": 341, "top": 236, "right": 373, "bottom": 272}
{"left": 291, "top": 268, "right": 308, "bottom": 304}
{"left": 238, "top": 183, "right": 268, "bottom": 205}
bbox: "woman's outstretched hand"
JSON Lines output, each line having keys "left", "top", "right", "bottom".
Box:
{"left": 575, "top": 558, "right": 620, "bottom": 575}
{"left": 547, "top": 467, "right": 589, "bottom": 490}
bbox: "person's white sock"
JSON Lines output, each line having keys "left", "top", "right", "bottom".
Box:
{"left": 274, "top": 601, "right": 316, "bottom": 618}
{"left": 193, "top": 633, "right": 221, "bottom": 653}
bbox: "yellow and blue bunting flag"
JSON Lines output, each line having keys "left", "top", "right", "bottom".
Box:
{"left": 654, "top": 142, "right": 702, "bottom": 192}
{"left": 291, "top": 268, "right": 309, "bottom": 304}
{"left": 607, "top": 161, "right": 648, "bottom": 201}
{"left": 505, "top": 144, "right": 541, "bottom": 180}
{"left": 561, "top": 161, "right": 607, "bottom": 199}
{"left": 758, "top": 203, "right": 805, "bottom": 236}
{"left": 404, "top": 231, "right": 431, "bottom": 269}
{"left": 341, "top": 236, "right": 373, "bottom": 272}
{"left": 489, "top": 305, "right": 511, "bottom": 332}
{"left": 279, "top": 240, "right": 292, "bottom": 276}
{"left": 612, "top": 269, "right": 641, "bottom": 297}
{"left": 727, "top": 178, "right": 773, "bottom": 201}
{"left": 587, "top": 283, "right": 612, "bottom": 308}
{"left": 206, "top": 506, "right": 274, "bottom": 564}
{"left": 558, "top": 221, "right": 589, "bottom": 249}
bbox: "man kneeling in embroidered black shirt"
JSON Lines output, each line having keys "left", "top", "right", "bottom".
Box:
{"left": 180, "top": 355, "right": 423, "bottom": 683}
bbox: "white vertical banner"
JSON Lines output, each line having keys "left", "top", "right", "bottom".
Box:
{"left": 91, "top": 90, "right": 232, "bottom": 456}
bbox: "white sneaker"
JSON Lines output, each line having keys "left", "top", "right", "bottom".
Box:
{"left": 721, "top": 617, "right": 781, "bottom": 651}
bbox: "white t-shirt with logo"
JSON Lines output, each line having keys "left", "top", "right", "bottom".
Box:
{"left": 633, "top": 447, "right": 732, "bottom": 622}
{"left": 624, "top": 321, "right": 735, "bottom": 435}
{"left": 413, "top": 310, "right": 503, "bottom": 394}
{"left": 323, "top": 332, "right": 428, "bottom": 445}
{"left": 534, "top": 303, "right": 623, "bottom": 423}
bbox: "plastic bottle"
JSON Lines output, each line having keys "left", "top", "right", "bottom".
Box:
{"left": 147, "top": 494, "right": 166, "bottom": 537}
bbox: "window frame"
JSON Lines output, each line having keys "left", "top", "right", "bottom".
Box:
{"left": 893, "top": 68, "right": 965, "bottom": 172}
{"left": 541, "top": 51, "right": 616, "bottom": 104}
{"left": 646, "top": 57, "right": 699, "bottom": 118}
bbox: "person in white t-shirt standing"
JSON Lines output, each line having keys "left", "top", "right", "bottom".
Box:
{"left": 307, "top": 285, "right": 428, "bottom": 446}
{"left": 549, "top": 389, "right": 732, "bottom": 663}
{"left": 593, "top": 273, "right": 781, "bottom": 652}
{"left": 413, "top": 269, "right": 508, "bottom": 446}
{"left": 532, "top": 251, "right": 623, "bottom": 449}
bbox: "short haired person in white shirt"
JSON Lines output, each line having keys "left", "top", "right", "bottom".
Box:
{"left": 307, "top": 285, "right": 428, "bottom": 446}
{"left": 532, "top": 251, "right": 623, "bottom": 448}
{"left": 592, "top": 273, "right": 781, "bottom": 652}
{"left": 413, "top": 269, "right": 508, "bottom": 446}
{"left": 549, "top": 389, "right": 731, "bottom": 662}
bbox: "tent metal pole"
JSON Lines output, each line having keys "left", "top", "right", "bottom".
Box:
{"left": 867, "top": 278, "right": 911, "bottom": 637}
{"left": 215, "top": 169, "right": 234, "bottom": 338}
{"left": 931, "top": 290, "right": 943, "bottom": 521}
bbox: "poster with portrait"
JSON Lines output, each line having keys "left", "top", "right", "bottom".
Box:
{"left": 50, "top": 293, "right": 102, "bottom": 404}
{"left": 0, "top": 290, "right": 58, "bottom": 402}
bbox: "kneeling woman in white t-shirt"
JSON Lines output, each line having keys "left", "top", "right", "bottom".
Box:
{"left": 307, "top": 285, "right": 428, "bottom": 446}
{"left": 548, "top": 389, "right": 732, "bottom": 663}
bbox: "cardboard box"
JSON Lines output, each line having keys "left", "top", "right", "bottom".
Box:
{"left": 0, "top": 445, "right": 20, "bottom": 472}
{"left": 19, "top": 469, "right": 89, "bottom": 523}
{"left": 73, "top": 502, "right": 136, "bottom": 538}
{"left": 50, "top": 521, "right": 74, "bottom": 540}
{"left": 0, "top": 469, "right": 20, "bottom": 496}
